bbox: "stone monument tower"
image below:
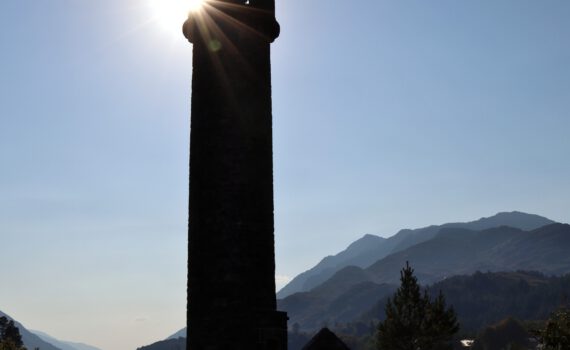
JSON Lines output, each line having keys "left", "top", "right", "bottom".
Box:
{"left": 183, "top": 0, "right": 287, "bottom": 349}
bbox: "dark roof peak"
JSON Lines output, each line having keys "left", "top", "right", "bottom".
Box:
{"left": 302, "top": 327, "right": 351, "bottom": 350}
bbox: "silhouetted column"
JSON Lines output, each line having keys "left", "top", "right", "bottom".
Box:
{"left": 183, "top": 1, "right": 286, "bottom": 349}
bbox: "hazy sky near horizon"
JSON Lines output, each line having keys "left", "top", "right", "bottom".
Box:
{"left": 1, "top": 1, "right": 569, "bottom": 350}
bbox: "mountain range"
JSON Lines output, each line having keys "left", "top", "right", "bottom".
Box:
{"left": 136, "top": 330, "right": 186, "bottom": 350}
{"left": 278, "top": 212, "right": 570, "bottom": 330}
{"left": 137, "top": 338, "right": 185, "bottom": 350}
{"left": 0, "top": 310, "right": 101, "bottom": 350}
{"left": 277, "top": 211, "right": 554, "bottom": 298}
{"left": 32, "top": 330, "right": 102, "bottom": 350}
{"left": 166, "top": 328, "right": 186, "bottom": 340}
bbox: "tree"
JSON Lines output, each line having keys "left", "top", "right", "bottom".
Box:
{"left": 421, "top": 291, "right": 460, "bottom": 350}
{"left": 376, "top": 262, "right": 459, "bottom": 350}
{"left": 0, "top": 317, "right": 26, "bottom": 350}
{"left": 540, "top": 307, "right": 570, "bottom": 350}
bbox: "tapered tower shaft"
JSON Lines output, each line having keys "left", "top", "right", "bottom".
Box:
{"left": 183, "top": 1, "right": 286, "bottom": 349}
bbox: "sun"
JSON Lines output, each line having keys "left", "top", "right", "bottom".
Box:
{"left": 148, "top": 0, "right": 206, "bottom": 36}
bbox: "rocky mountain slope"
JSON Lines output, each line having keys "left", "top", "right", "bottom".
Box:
{"left": 277, "top": 211, "right": 554, "bottom": 298}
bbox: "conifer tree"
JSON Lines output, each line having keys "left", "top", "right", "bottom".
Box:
{"left": 421, "top": 291, "right": 459, "bottom": 350}
{"left": 541, "top": 307, "right": 570, "bottom": 350}
{"left": 0, "top": 317, "right": 26, "bottom": 350}
{"left": 376, "top": 262, "right": 458, "bottom": 350}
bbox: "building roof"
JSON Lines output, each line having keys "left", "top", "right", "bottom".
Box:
{"left": 301, "top": 328, "right": 350, "bottom": 350}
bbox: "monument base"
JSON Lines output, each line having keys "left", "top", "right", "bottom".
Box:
{"left": 189, "top": 310, "right": 287, "bottom": 350}
{"left": 256, "top": 310, "right": 288, "bottom": 350}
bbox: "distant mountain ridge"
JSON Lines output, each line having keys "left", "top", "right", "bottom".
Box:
{"left": 278, "top": 213, "right": 569, "bottom": 330}
{"left": 31, "top": 330, "right": 102, "bottom": 350}
{"left": 0, "top": 310, "right": 101, "bottom": 350}
{"left": 137, "top": 338, "right": 185, "bottom": 350}
{"left": 138, "top": 330, "right": 186, "bottom": 350}
{"left": 364, "top": 223, "right": 570, "bottom": 285}
{"left": 0, "top": 310, "right": 62, "bottom": 350}
{"left": 166, "top": 328, "right": 186, "bottom": 340}
{"left": 277, "top": 211, "right": 554, "bottom": 298}
{"left": 276, "top": 234, "right": 391, "bottom": 299}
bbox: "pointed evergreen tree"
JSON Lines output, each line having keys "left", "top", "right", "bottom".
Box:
{"left": 421, "top": 291, "right": 459, "bottom": 350}
{"left": 376, "top": 262, "right": 459, "bottom": 350}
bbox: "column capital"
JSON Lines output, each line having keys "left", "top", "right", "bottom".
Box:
{"left": 183, "top": 1, "right": 280, "bottom": 44}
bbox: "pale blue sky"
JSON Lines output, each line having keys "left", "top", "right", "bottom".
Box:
{"left": 1, "top": 1, "right": 569, "bottom": 350}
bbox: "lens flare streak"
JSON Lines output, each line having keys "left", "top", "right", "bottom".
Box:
{"left": 147, "top": 0, "right": 206, "bottom": 35}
